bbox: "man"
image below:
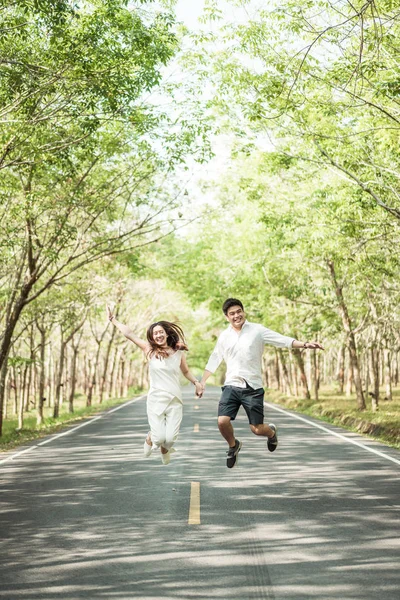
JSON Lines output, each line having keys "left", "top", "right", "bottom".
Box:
{"left": 200, "top": 298, "right": 324, "bottom": 468}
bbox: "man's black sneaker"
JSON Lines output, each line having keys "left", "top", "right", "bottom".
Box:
{"left": 267, "top": 424, "right": 278, "bottom": 452}
{"left": 226, "top": 439, "right": 242, "bottom": 468}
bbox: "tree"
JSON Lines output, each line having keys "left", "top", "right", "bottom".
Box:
{"left": 194, "top": 0, "right": 400, "bottom": 221}
{"left": 0, "top": 1, "right": 212, "bottom": 434}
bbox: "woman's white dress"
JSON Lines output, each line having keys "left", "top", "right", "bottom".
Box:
{"left": 146, "top": 350, "right": 183, "bottom": 450}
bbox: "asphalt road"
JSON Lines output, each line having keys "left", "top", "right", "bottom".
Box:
{"left": 0, "top": 387, "right": 399, "bottom": 600}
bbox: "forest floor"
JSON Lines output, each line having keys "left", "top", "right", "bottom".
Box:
{"left": 0, "top": 390, "right": 143, "bottom": 452}
{"left": 267, "top": 386, "right": 400, "bottom": 449}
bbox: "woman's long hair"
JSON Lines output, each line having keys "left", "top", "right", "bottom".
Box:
{"left": 146, "top": 321, "right": 188, "bottom": 359}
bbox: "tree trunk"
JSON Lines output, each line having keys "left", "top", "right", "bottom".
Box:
{"left": 87, "top": 349, "right": 100, "bottom": 406}
{"left": 327, "top": 260, "right": 365, "bottom": 410}
{"left": 69, "top": 348, "right": 79, "bottom": 413}
{"left": 54, "top": 330, "right": 65, "bottom": 419}
{"left": 394, "top": 350, "right": 399, "bottom": 386}
{"left": 384, "top": 349, "right": 392, "bottom": 402}
{"left": 25, "top": 326, "right": 35, "bottom": 412}
{"left": 139, "top": 355, "right": 148, "bottom": 391}
{"left": 19, "top": 363, "right": 28, "bottom": 427}
{"left": 17, "top": 366, "right": 26, "bottom": 430}
{"left": 311, "top": 350, "right": 320, "bottom": 402}
{"left": 83, "top": 355, "right": 89, "bottom": 397}
{"left": 3, "top": 368, "right": 10, "bottom": 420}
{"left": 37, "top": 327, "right": 46, "bottom": 427}
{"left": 113, "top": 353, "right": 120, "bottom": 397}
{"left": 25, "top": 363, "right": 32, "bottom": 411}
{"left": 87, "top": 318, "right": 109, "bottom": 405}
{"left": 32, "top": 363, "right": 38, "bottom": 409}
{"left": 108, "top": 348, "right": 118, "bottom": 399}
{"left": 364, "top": 351, "right": 369, "bottom": 401}
{"left": 0, "top": 276, "right": 39, "bottom": 434}
{"left": 370, "top": 347, "right": 380, "bottom": 412}
{"left": 292, "top": 349, "right": 310, "bottom": 400}
{"left": 12, "top": 366, "right": 18, "bottom": 415}
{"left": 99, "top": 327, "right": 117, "bottom": 403}
{"left": 0, "top": 354, "right": 10, "bottom": 435}
{"left": 290, "top": 354, "right": 299, "bottom": 397}
{"left": 123, "top": 359, "right": 132, "bottom": 398}
{"left": 119, "top": 357, "right": 126, "bottom": 398}
{"left": 337, "top": 344, "right": 345, "bottom": 394}
{"left": 48, "top": 346, "right": 56, "bottom": 409}
{"left": 274, "top": 351, "right": 280, "bottom": 391}
{"left": 62, "top": 347, "right": 69, "bottom": 409}
{"left": 262, "top": 356, "right": 269, "bottom": 388}
{"left": 87, "top": 341, "right": 105, "bottom": 406}
{"left": 346, "top": 359, "right": 353, "bottom": 397}
{"left": 277, "top": 348, "right": 292, "bottom": 396}
{"left": 86, "top": 358, "right": 94, "bottom": 407}
{"left": 267, "top": 360, "right": 274, "bottom": 391}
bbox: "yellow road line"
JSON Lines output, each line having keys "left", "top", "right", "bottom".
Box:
{"left": 193, "top": 423, "right": 199, "bottom": 432}
{"left": 188, "top": 482, "right": 201, "bottom": 525}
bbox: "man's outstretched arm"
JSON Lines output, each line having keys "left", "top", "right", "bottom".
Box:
{"left": 200, "top": 341, "right": 223, "bottom": 391}
{"left": 292, "top": 340, "right": 324, "bottom": 350}
{"left": 261, "top": 326, "right": 324, "bottom": 351}
{"left": 200, "top": 370, "right": 213, "bottom": 388}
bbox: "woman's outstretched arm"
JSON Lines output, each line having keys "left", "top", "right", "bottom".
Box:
{"left": 180, "top": 353, "right": 204, "bottom": 397}
{"left": 106, "top": 305, "right": 148, "bottom": 351}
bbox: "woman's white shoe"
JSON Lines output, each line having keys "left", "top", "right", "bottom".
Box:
{"left": 160, "top": 447, "right": 176, "bottom": 465}
{"left": 143, "top": 432, "right": 152, "bottom": 458}
{"left": 161, "top": 450, "right": 171, "bottom": 465}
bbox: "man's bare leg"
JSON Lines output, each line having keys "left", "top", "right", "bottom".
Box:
{"left": 250, "top": 423, "right": 275, "bottom": 438}
{"left": 218, "top": 416, "right": 236, "bottom": 447}
{"left": 219, "top": 415, "right": 242, "bottom": 468}
{"left": 250, "top": 423, "right": 278, "bottom": 452}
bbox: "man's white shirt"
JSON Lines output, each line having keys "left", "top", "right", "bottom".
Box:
{"left": 205, "top": 320, "right": 295, "bottom": 389}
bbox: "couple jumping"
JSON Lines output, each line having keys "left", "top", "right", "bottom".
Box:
{"left": 106, "top": 298, "right": 323, "bottom": 468}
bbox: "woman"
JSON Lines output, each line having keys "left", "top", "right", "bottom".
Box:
{"left": 106, "top": 305, "right": 203, "bottom": 465}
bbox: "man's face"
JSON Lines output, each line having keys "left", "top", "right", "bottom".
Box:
{"left": 225, "top": 305, "right": 245, "bottom": 329}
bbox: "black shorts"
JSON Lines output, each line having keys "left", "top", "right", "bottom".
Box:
{"left": 218, "top": 383, "right": 264, "bottom": 425}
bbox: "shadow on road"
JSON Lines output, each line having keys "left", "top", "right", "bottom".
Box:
{"left": 0, "top": 392, "right": 399, "bottom": 599}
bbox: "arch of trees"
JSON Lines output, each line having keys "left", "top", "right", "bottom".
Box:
{"left": 1, "top": 0, "right": 400, "bottom": 442}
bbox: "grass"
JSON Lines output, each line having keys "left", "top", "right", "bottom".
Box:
{"left": 266, "top": 386, "right": 400, "bottom": 449}
{"left": 0, "top": 389, "right": 143, "bottom": 453}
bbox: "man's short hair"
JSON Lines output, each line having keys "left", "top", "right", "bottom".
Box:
{"left": 222, "top": 298, "right": 244, "bottom": 315}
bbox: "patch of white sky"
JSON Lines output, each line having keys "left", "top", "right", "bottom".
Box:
{"left": 142, "top": 0, "right": 343, "bottom": 228}
{"left": 162, "top": 0, "right": 269, "bottom": 213}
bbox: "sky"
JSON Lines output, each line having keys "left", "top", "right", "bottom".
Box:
{"left": 169, "top": 1, "right": 267, "bottom": 212}
{"left": 150, "top": 1, "right": 270, "bottom": 217}
{"left": 167, "top": 0, "right": 234, "bottom": 211}
{"left": 174, "top": 0, "right": 206, "bottom": 28}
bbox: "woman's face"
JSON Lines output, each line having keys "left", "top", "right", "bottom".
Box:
{"left": 152, "top": 325, "right": 167, "bottom": 346}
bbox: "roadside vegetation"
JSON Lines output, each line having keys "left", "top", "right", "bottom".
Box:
{"left": 267, "top": 388, "right": 400, "bottom": 450}
{"left": 0, "top": 390, "right": 142, "bottom": 452}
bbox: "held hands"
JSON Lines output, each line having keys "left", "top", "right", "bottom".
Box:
{"left": 194, "top": 381, "right": 204, "bottom": 398}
